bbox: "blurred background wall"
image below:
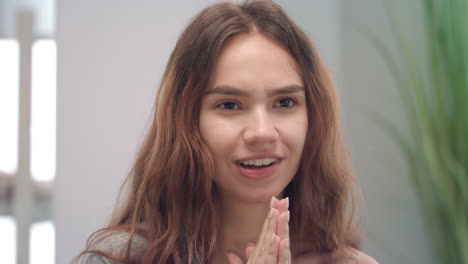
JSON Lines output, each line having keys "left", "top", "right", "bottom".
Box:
{"left": 0, "top": 0, "right": 435, "bottom": 263}
{"left": 55, "top": 0, "right": 221, "bottom": 262}
{"left": 339, "top": 1, "right": 434, "bottom": 263}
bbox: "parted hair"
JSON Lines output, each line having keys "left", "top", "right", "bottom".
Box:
{"left": 77, "top": 1, "right": 361, "bottom": 263}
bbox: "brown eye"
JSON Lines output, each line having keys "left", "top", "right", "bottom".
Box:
{"left": 276, "top": 98, "right": 295, "bottom": 108}
{"left": 218, "top": 101, "right": 239, "bottom": 110}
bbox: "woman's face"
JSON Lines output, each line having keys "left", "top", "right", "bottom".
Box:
{"left": 199, "top": 33, "right": 308, "bottom": 204}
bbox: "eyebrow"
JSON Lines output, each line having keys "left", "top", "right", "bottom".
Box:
{"left": 205, "top": 84, "right": 305, "bottom": 97}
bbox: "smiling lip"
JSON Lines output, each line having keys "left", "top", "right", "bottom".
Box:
{"left": 236, "top": 154, "right": 283, "bottom": 162}
{"left": 234, "top": 154, "right": 283, "bottom": 180}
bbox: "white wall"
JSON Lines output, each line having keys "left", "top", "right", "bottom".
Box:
{"left": 55, "top": 0, "right": 431, "bottom": 263}
{"left": 278, "top": 0, "right": 341, "bottom": 91}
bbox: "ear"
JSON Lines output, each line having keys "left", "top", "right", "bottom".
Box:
{"left": 225, "top": 252, "right": 243, "bottom": 264}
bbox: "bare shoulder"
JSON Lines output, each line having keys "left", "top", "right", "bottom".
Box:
{"left": 293, "top": 247, "right": 378, "bottom": 264}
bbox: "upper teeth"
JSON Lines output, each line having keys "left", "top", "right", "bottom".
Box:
{"left": 239, "top": 158, "right": 278, "bottom": 166}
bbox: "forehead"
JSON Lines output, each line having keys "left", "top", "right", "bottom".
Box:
{"left": 211, "top": 33, "right": 303, "bottom": 90}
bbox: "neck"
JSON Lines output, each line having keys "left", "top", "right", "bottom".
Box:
{"left": 213, "top": 195, "right": 270, "bottom": 263}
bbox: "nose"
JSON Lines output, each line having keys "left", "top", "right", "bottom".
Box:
{"left": 242, "top": 108, "right": 279, "bottom": 148}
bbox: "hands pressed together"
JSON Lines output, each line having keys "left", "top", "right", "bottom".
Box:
{"left": 226, "top": 197, "right": 291, "bottom": 264}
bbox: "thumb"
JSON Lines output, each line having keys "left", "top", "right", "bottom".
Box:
{"left": 225, "top": 252, "right": 244, "bottom": 264}
{"left": 245, "top": 243, "right": 256, "bottom": 259}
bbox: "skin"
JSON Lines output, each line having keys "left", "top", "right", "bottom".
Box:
{"left": 200, "top": 33, "right": 308, "bottom": 205}
{"left": 199, "top": 33, "right": 379, "bottom": 264}
{"left": 199, "top": 32, "right": 306, "bottom": 264}
{"left": 224, "top": 197, "right": 291, "bottom": 264}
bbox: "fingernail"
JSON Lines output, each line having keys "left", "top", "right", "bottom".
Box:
{"left": 269, "top": 208, "right": 274, "bottom": 218}
{"left": 270, "top": 196, "right": 275, "bottom": 207}
{"left": 286, "top": 197, "right": 289, "bottom": 209}
{"left": 271, "top": 234, "right": 278, "bottom": 245}
{"left": 287, "top": 211, "right": 290, "bottom": 222}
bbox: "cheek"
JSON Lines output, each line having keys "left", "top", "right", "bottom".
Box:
{"left": 282, "top": 111, "right": 308, "bottom": 153}
{"left": 199, "top": 113, "right": 241, "bottom": 185}
{"left": 199, "top": 112, "right": 239, "bottom": 156}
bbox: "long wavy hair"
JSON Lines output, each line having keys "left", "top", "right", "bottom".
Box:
{"left": 77, "top": 1, "right": 361, "bottom": 263}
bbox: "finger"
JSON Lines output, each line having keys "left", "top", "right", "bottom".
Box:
{"left": 256, "top": 206, "right": 275, "bottom": 249}
{"left": 272, "top": 198, "right": 281, "bottom": 213}
{"left": 278, "top": 239, "right": 288, "bottom": 264}
{"left": 266, "top": 234, "right": 280, "bottom": 263}
{"left": 277, "top": 210, "right": 289, "bottom": 240}
{"left": 250, "top": 203, "right": 275, "bottom": 260}
{"left": 258, "top": 208, "right": 278, "bottom": 256}
{"left": 278, "top": 210, "right": 291, "bottom": 263}
{"left": 245, "top": 243, "right": 255, "bottom": 259}
{"left": 272, "top": 197, "right": 281, "bottom": 211}
{"left": 280, "top": 197, "right": 289, "bottom": 213}
{"left": 274, "top": 197, "right": 288, "bottom": 213}
{"left": 225, "top": 252, "right": 243, "bottom": 264}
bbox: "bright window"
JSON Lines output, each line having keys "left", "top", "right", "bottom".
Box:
{"left": 0, "top": 40, "right": 19, "bottom": 174}
{"left": 0, "top": 39, "right": 56, "bottom": 264}
{"left": 31, "top": 39, "right": 57, "bottom": 182}
{"left": 30, "top": 221, "right": 55, "bottom": 264}
{"left": 0, "top": 217, "right": 16, "bottom": 264}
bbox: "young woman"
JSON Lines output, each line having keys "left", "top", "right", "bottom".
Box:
{"left": 77, "top": 1, "right": 378, "bottom": 263}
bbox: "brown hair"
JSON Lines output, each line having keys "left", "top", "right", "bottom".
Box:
{"left": 77, "top": 1, "right": 361, "bottom": 263}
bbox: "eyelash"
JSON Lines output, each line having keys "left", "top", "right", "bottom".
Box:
{"left": 275, "top": 98, "right": 296, "bottom": 108}
{"left": 216, "top": 98, "right": 297, "bottom": 110}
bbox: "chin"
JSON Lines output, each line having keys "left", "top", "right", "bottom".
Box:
{"left": 236, "top": 187, "right": 284, "bottom": 204}
{"left": 215, "top": 170, "right": 293, "bottom": 204}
